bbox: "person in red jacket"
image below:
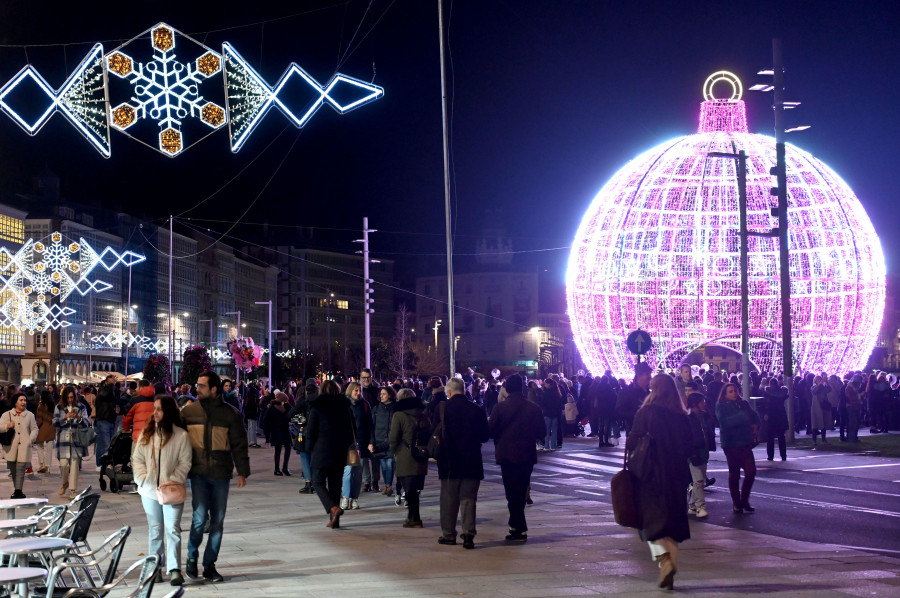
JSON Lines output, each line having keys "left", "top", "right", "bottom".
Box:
{"left": 123, "top": 380, "right": 157, "bottom": 443}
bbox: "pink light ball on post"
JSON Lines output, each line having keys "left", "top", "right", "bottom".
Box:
{"left": 567, "top": 72, "right": 885, "bottom": 379}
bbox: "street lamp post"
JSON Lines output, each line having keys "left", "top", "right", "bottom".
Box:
{"left": 225, "top": 310, "right": 241, "bottom": 387}
{"left": 433, "top": 319, "right": 442, "bottom": 349}
{"left": 255, "top": 300, "right": 275, "bottom": 386}
{"left": 199, "top": 319, "right": 214, "bottom": 348}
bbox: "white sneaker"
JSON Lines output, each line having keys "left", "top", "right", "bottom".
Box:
{"left": 696, "top": 507, "right": 708, "bottom": 518}
{"left": 350, "top": 498, "right": 360, "bottom": 510}
{"left": 687, "top": 506, "right": 696, "bottom": 515}
{"left": 340, "top": 497, "right": 350, "bottom": 510}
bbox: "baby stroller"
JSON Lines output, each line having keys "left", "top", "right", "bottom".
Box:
{"left": 98, "top": 429, "right": 134, "bottom": 493}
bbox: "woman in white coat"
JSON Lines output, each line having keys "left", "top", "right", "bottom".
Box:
{"left": 0, "top": 394, "right": 38, "bottom": 498}
{"left": 132, "top": 395, "right": 192, "bottom": 587}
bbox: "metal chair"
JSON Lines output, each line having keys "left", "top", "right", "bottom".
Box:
{"left": 18, "top": 505, "right": 68, "bottom": 537}
{"left": 52, "top": 554, "right": 158, "bottom": 598}
{"left": 34, "top": 486, "right": 93, "bottom": 520}
{"left": 34, "top": 526, "right": 131, "bottom": 595}
{"left": 61, "top": 494, "right": 100, "bottom": 553}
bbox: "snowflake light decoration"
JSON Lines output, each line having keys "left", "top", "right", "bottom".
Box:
{"left": 0, "top": 232, "right": 146, "bottom": 333}
{"left": 0, "top": 22, "right": 384, "bottom": 157}
{"left": 106, "top": 23, "right": 226, "bottom": 157}
{"left": 567, "top": 72, "right": 885, "bottom": 379}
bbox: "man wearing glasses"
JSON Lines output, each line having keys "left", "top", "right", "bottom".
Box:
{"left": 359, "top": 369, "right": 381, "bottom": 492}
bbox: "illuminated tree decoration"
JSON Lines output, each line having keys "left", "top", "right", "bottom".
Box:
{"left": 0, "top": 23, "right": 384, "bottom": 157}
{"left": 0, "top": 44, "right": 111, "bottom": 157}
{"left": 567, "top": 72, "right": 885, "bottom": 379}
{"left": 0, "top": 232, "right": 146, "bottom": 333}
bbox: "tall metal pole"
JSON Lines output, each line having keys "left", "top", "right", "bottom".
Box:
{"left": 256, "top": 301, "right": 273, "bottom": 386}
{"left": 438, "top": 0, "right": 456, "bottom": 376}
{"left": 363, "top": 217, "right": 371, "bottom": 369}
{"left": 773, "top": 38, "right": 796, "bottom": 442}
{"left": 168, "top": 216, "right": 174, "bottom": 380}
{"left": 124, "top": 265, "right": 132, "bottom": 378}
{"left": 737, "top": 150, "right": 752, "bottom": 402}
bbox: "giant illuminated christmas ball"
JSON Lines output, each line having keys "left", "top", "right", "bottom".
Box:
{"left": 567, "top": 72, "right": 885, "bottom": 378}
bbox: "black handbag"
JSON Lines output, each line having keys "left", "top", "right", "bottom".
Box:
{"left": 611, "top": 448, "right": 641, "bottom": 528}
{"left": 626, "top": 432, "right": 656, "bottom": 482}
{"left": 0, "top": 427, "right": 14, "bottom": 447}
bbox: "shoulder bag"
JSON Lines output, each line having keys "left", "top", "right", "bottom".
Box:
{"left": 626, "top": 432, "right": 656, "bottom": 482}
{"left": 610, "top": 448, "right": 641, "bottom": 529}
{"left": 0, "top": 419, "right": 14, "bottom": 447}
{"left": 347, "top": 410, "right": 361, "bottom": 467}
{"left": 72, "top": 422, "right": 97, "bottom": 448}
{"left": 155, "top": 435, "right": 187, "bottom": 505}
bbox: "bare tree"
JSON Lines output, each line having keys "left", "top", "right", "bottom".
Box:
{"left": 409, "top": 341, "right": 448, "bottom": 377}
{"left": 386, "top": 304, "right": 411, "bottom": 378}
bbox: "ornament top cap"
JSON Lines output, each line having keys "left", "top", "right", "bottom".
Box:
{"left": 703, "top": 71, "right": 743, "bottom": 102}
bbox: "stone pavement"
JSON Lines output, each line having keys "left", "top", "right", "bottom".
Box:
{"left": 6, "top": 436, "right": 900, "bottom": 597}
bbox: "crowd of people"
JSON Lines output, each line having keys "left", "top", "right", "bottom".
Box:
{"left": 0, "top": 362, "right": 894, "bottom": 591}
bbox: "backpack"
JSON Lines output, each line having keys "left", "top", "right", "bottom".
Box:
{"left": 289, "top": 413, "right": 307, "bottom": 452}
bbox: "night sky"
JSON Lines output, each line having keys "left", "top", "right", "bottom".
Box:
{"left": 0, "top": 0, "right": 898, "bottom": 301}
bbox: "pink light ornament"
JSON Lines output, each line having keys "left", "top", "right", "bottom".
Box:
{"left": 567, "top": 72, "right": 885, "bottom": 378}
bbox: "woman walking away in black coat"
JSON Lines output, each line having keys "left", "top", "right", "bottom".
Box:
{"left": 761, "top": 378, "right": 789, "bottom": 461}
{"left": 306, "top": 380, "right": 354, "bottom": 529}
{"left": 626, "top": 374, "right": 692, "bottom": 591}
{"left": 264, "top": 391, "right": 293, "bottom": 476}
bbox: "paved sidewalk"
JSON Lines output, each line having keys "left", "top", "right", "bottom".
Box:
{"left": 7, "top": 440, "right": 900, "bottom": 597}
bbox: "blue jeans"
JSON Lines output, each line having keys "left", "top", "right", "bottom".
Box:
{"left": 141, "top": 495, "right": 184, "bottom": 573}
{"left": 187, "top": 477, "right": 230, "bottom": 568}
{"left": 299, "top": 451, "right": 311, "bottom": 480}
{"left": 379, "top": 457, "right": 395, "bottom": 488}
{"left": 544, "top": 417, "right": 558, "bottom": 449}
{"left": 94, "top": 420, "right": 115, "bottom": 467}
{"left": 342, "top": 465, "right": 362, "bottom": 499}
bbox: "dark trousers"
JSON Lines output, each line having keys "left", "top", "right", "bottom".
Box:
{"left": 439, "top": 478, "right": 480, "bottom": 539}
{"left": 500, "top": 462, "right": 533, "bottom": 533}
{"left": 766, "top": 434, "right": 786, "bottom": 460}
{"left": 274, "top": 444, "right": 290, "bottom": 471}
{"left": 187, "top": 476, "right": 229, "bottom": 568}
{"left": 312, "top": 466, "right": 343, "bottom": 514}
{"left": 398, "top": 475, "right": 424, "bottom": 522}
{"left": 723, "top": 446, "right": 756, "bottom": 508}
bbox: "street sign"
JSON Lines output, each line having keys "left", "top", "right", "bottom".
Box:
{"left": 626, "top": 329, "right": 652, "bottom": 355}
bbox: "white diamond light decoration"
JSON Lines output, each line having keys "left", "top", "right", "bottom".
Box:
{"left": 0, "top": 44, "right": 110, "bottom": 157}
{"left": 0, "top": 232, "right": 146, "bottom": 333}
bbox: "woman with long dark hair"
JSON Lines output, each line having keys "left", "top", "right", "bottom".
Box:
{"left": 132, "top": 395, "right": 192, "bottom": 586}
{"left": 53, "top": 386, "right": 91, "bottom": 499}
{"left": 627, "top": 374, "right": 692, "bottom": 590}
{"left": 716, "top": 383, "right": 760, "bottom": 513}
{"left": 0, "top": 393, "right": 38, "bottom": 498}
{"left": 306, "top": 380, "right": 354, "bottom": 529}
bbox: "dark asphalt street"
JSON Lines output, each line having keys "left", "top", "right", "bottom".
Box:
{"left": 480, "top": 434, "right": 900, "bottom": 557}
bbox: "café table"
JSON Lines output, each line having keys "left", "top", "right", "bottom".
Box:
{"left": 0, "top": 536, "right": 73, "bottom": 570}
{"left": 0, "top": 519, "right": 38, "bottom": 536}
{"left": 0, "top": 499, "right": 48, "bottom": 520}
{"left": 0, "top": 566, "right": 47, "bottom": 598}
